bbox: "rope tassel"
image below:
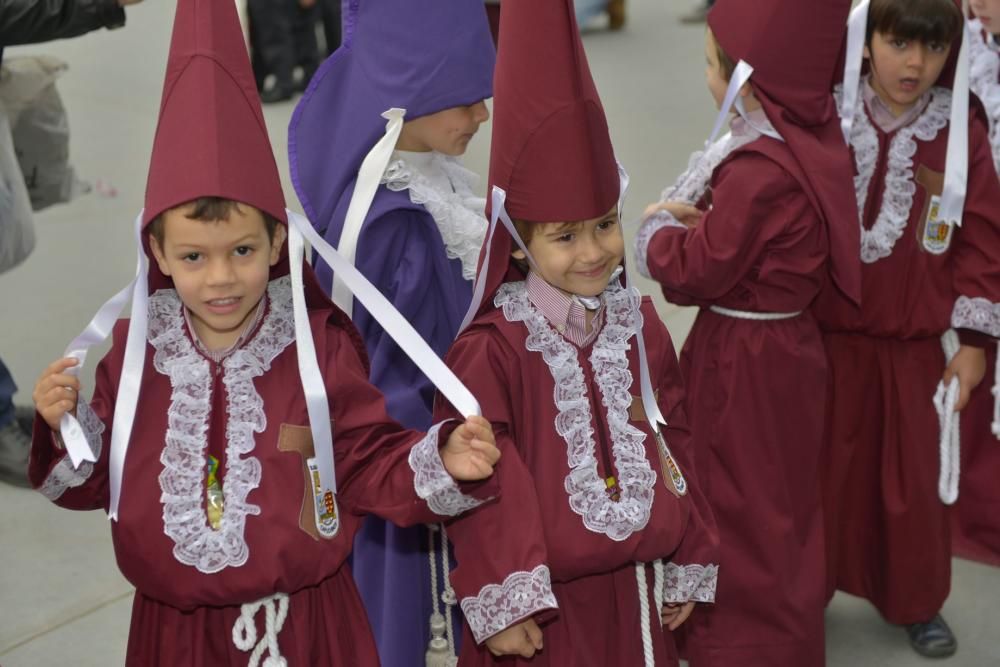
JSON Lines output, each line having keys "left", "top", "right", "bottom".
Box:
{"left": 232, "top": 592, "right": 290, "bottom": 667}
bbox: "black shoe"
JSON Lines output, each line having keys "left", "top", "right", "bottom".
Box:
{"left": 260, "top": 83, "right": 294, "bottom": 104}
{"left": 906, "top": 614, "right": 958, "bottom": 658}
{"left": 0, "top": 419, "right": 32, "bottom": 488}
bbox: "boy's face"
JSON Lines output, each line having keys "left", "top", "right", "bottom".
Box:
{"left": 865, "top": 30, "right": 952, "bottom": 115}
{"left": 971, "top": 0, "right": 1000, "bottom": 32}
{"left": 704, "top": 29, "right": 729, "bottom": 110}
{"left": 514, "top": 207, "right": 625, "bottom": 298}
{"left": 149, "top": 204, "right": 285, "bottom": 348}
{"left": 397, "top": 101, "right": 491, "bottom": 156}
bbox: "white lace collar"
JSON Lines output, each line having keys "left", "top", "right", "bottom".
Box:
{"left": 659, "top": 128, "right": 764, "bottom": 206}
{"left": 969, "top": 19, "right": 1000, "bottom": 174}
{"left": 148, "top": 277, "right": 296, "bottom": 574}
{"left": 382, "top": 152, "right": 488, "bottom": 281}
{"left": 835, "top": 84, "right": 952, "bottom": 263}
{"left": 495, "top": 279, "right": 657, "bottom": 542}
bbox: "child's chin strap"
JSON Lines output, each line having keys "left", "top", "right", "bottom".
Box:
{"left": 58, "top": 210, "right": 148, "bottom": 521}
{"left": 840, "top": 0, "right": 871, "bottom": 143}
{"left": 706, "top": 60, "right": 754, "bottom": 148}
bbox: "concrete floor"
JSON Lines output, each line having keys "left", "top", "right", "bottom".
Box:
{"left": 0, "top": 0, "right": 998, "bottom": 665}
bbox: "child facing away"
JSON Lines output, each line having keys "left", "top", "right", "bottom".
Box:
{"left": 434, "top": 1, "right": 718, "bottom": 664}
{"left": 636, "top": 1, "right": 860, "bottom": 664}
{"left": 288, "top": 1, "right": 495, "bottom": 663}
{"left": 28, "top": 1, "right": 500, "bottom": 664}
{"left": 952, "top": 0, "right": 1000, "bottom": 568}
{"left": 817, "top": 0, "right": 1000, "bottom": 657}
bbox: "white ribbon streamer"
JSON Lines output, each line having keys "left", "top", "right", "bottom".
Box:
{"left": 935, "top": 329, "right": 961, "bottom": 505}
{"left": 706, "top": 60, "right": 754, "bottom": 148}
{"left": 333, "top": 108, "right": 407, "bottom": 314}
{"left": 287, "top": 211, "right": 337, "bottom": 495}
{"left": 840, "top": 0, "right": 871, "bottom": 143}
{"left": 939, "top": 2, "right": 971, "bottom": 228}
{"left": 288, "top": 211, "right": 480, "bottom": 420}
{"left": 58, "top": 211, "right": 148, "bottom": 521}
{"left": 992, "top": 340, "right": 1000, "bottom": 439}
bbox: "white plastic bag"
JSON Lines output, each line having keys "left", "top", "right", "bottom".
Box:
{"left": 0, "top": 100, "right": 36, "bottom": 274}
{"left": 0, "top": 55, "right": 88, "bottom": 212}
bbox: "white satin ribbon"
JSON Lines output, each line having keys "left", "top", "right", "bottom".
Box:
{"left": 58, "top": 210, "right": 149, "bottom": 520}
{"left": 992, "top": 340, "right": 1000, "bottom": 439}
{"left": 288, "top": 211, "right": 480, "bottom": 424}
{"left": 840, "top": 0, "right": 871, "bottom": 143}
{"left": 939, "top": 1, "right": 971, "bottom": 228}
{"left": 333, "top": 107, "right": 407, "bottom": 314}
{"left": 287, "top": 210, "right": 337, "bottom": 495}
{"left": 706, "top": 60, "right": 754, "bottom": 148}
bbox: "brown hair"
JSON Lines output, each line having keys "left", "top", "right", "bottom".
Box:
{"left": 867, "top": 0, "right": 963, "bottom": 47}
{"left": 147, "top": 197, "right": 280, "bottom": 246}
{"left": 715, "top": 41, "right": 737, "bottom": 82}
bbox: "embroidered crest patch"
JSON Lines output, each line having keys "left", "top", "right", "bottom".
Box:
{"left": 278, "top": 422, "right": 339, "bottom": 540}
{"left": 922, "top": 195, "right": 953, "bottom": 254}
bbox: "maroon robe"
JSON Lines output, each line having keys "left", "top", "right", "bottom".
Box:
{"left": 435, "top": 279, "right": 718, "bottom": 666}
{"left": 640, "top": 135, "right": 831, "bottom": 666}
{"left": 953, "top": 24, "right": 1000, "bottom": 567}
{"left": 815, "top": 87, "right": 1000, "bottom": 623}
{"left": 29, "top": 278, "right": 492, "bottom": 666}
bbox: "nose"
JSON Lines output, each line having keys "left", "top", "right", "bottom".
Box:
{"left": 472, "top": 101, "right": 490, "bottom": 123}
{"left": 907, "top": 46, "right": 926, "bottom": 69}
{"left": 206, "top": 257, "right": 236, "bottom": 286}
{"left": 579, "top": 235, "right": 605, "bottom": 264}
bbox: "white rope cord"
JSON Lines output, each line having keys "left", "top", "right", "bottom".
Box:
{"left": 992, "top": 340, "right": 1000, "bottom": 439}
{"left": 232, "top": 592, "right": 290, "bottom": 667}
{"left": 709, "top": 305, "right": 802, "bottom": 321}
{"left": 934, "top": 330, "right": 962, "bottom": 505}
{"left": 653, "top": 559, "right": 665, "bottom": 615}
{"left": 425, "top": 524, "right": 453, "bottom": 667}
{"left": 635, "top": 563, "right": 655, "bottom": 667}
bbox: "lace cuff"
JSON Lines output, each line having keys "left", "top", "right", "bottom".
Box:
{"left": 952, "top": 296, "right": 1000, "bottom": 338}
{"left": 409, "top": 422, "right": 490, "bottom": 516}
{"left": 39, "top": 401, "right": 105, "bottom": 501}
{"left": 460, "top": 564, "right": 559, "bottom": 644}
{"left": 634, "top": 211, "right": 686, "bottom": 279}
{"left": 662, "top": 563, "right": 719, "bottom": 604}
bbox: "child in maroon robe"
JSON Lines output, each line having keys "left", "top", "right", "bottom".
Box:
{"left": 952, "top": 0, "right": 1000, "bottom": 568}
{"left": 818, "top": 0, "right": 1000, "bottom": 657}
{"left": 27, "top": 1, "right": 500, "bottom": 665}
{"left": 635, "top": 1, "right": 860, "bottom": 665}
{"left": 433, "top": 1, "right": 718, "bottom": 665}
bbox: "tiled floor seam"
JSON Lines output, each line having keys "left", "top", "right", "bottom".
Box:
{"left": 0, "top": 589, "right": 133, "bottom": 657}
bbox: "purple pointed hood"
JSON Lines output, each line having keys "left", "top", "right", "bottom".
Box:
{"left": 288, "top": 0, "right": 495, "bottom": 235}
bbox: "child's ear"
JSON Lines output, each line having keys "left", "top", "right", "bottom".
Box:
{"left": 270, "top": 224, "right": 288, "bottom": 266}
{"left": 863, "top": 44, "right": 871, "bottom": 60}
{"left": 511, "top": 248, "right": 527, "bottom": 261}
{"left": 148, "top": 235, "right": 172, "bottom": 277}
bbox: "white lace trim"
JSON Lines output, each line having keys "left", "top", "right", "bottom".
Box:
{"left": 662, "top": 563, "right": 719, "bottom": 604}
{"left": 496, "top": 280, "right": 658, "bottom": 542}
{"left": 836, "top": 85, "right": 952, "bottom": 263}
{"left": 39, "top": 400, "right": 104, "bottom": 502}
{"left": 969, "top": 20, "right": 1000, "bottom": 175}
{"left": 658, "top": 130, "right": 762, "bottom": 206}
{"left": 151, "top": 277, "right": 295, "bottom": 574}
{"left": 459, "top": 564, "right": 558, "bottom": 644}
{"left": 408, "top": 421, "right": 490, "bottom": 516}
{"left": 382, "top": 154, "right": 487, "bottom": 281}
{"left": 634, "top": 213, "right": 686, "bottom": 279}
{"left": 952, "top": 295, "right": 1000, "bottom": 337}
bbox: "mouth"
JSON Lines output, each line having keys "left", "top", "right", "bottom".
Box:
{"left": 899, "top": 77, "right": 921, "bottom": 94}
{"left": 576, "top": 264, "right": 609, "bottom": 279}
{"left": 204, "top": 296, "right": 242, "bottom": 315}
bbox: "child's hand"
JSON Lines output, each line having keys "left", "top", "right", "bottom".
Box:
{"left": 643, "top": 201, "right": 702, "bottom": 228}
{"left": 441, "top": 415, "right": 501, "bottom": 481}
{"left": 485, "top": 618, "right": 543, "bottom": 658}
{"left": 943, "top": 345, "right": 987, "bottom": 412}
{"left": 661, "top": 601, "right": 695, "bottom": 631}
{"left": 32, "top": 358, "right": 81, "bottom": 431}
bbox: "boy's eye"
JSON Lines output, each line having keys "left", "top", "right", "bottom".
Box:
{"left": 597, "top": 219, "right": 618, "bottom": 231}
{"left": 234, "top": 246, "right": 254, "bottom": 257}
{"left": 928, "top": 42, "right": 947, "bottom": 53}
{"left": 556, "top": 234, "right": 575, "bottom": 243}
{"left": 891, "top": 38, "right": 908, "bottom": 49}
{"left": 183, "top": 252, "right": 201, "bottom": 262}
